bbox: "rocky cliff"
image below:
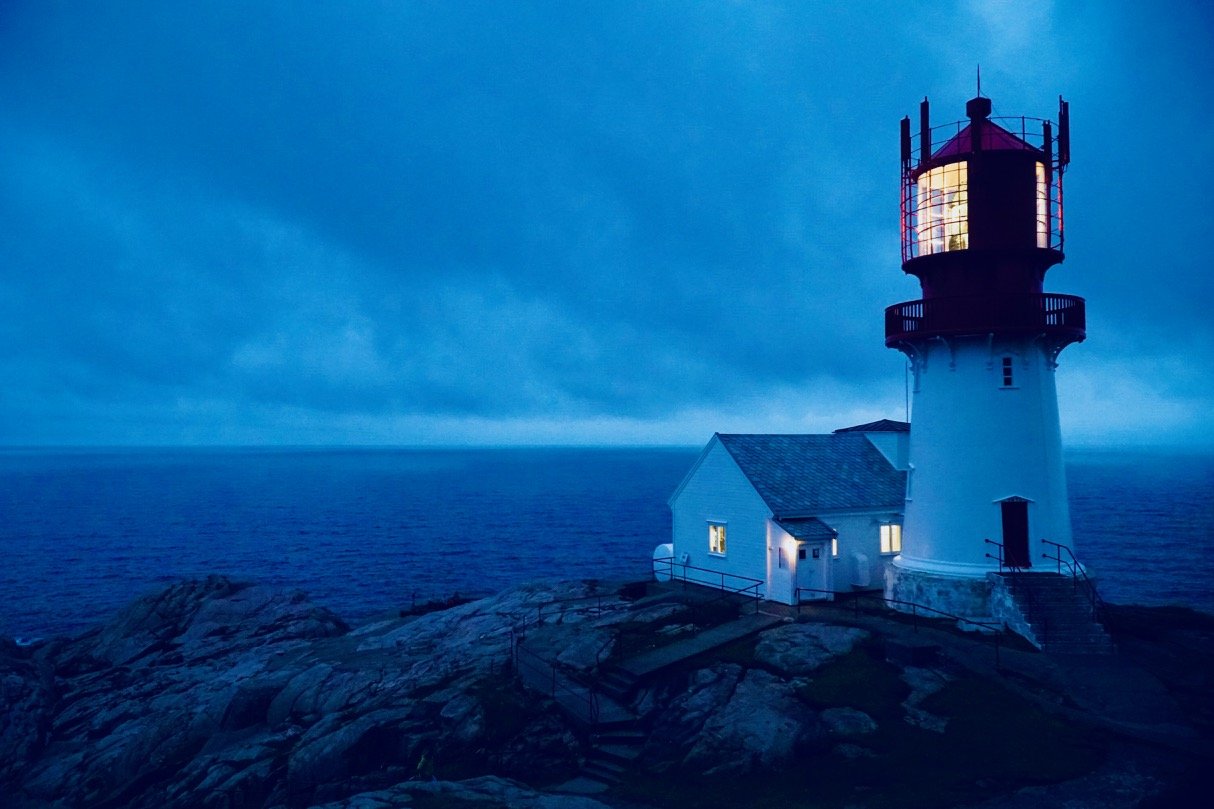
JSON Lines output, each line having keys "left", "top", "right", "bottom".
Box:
{"left": 2, "top": 577, "right": 1210, "bottom": 808}
{"left": 1, "top": 577, "right": 603, "bottom": 808}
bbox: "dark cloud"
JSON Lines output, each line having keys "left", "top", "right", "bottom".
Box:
{"left": 1, "top": 1, "right": 1211, "bottom": 445}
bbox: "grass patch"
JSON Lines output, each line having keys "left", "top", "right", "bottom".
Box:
{"left": 713, "top": 635, "right": 759, "bottom": 667}
{"left": 923, "top": 677, "right": 1105, "bottom": 779}
{"left": 796, "top": 643, "right": 910, "bottom": 719}
{"left": 612, "top": 600, "right": 742, "bottom": 661}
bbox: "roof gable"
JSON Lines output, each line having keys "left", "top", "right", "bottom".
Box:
{"left": 834, "top": 419, "right": 910, "bottom": 434}
{"left": 715, "top": 433, "right": 905, "bottom": 516}
{"left": 667, "top": 434, "right": 728, "bottom": 508}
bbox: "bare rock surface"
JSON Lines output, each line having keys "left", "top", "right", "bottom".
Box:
{"left": 0, "top": 577, "right": 592, "bottom": 808}
{"left": 820, "top": 707, "right": 877, "bottom": 737}
{"left": 4, "top": 578, "right": 1208, "bottom": 809}
{"left": 683, "top": 668, "right": 821, "bottom": 775}
{"left": 753, "top": 622, "right": 869, "bottom": 675}
{"left": 900, "top": 664, "right": 952, "bottom": 733}
{"left": 644, "top": 663, "right": 822, "bottom": 776}
{"left": 310, "top": 775, "right": 616, "bottom": 808}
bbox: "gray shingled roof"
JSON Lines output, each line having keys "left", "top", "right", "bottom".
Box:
{"left": 716, "top": 433, "right": 905, "bottom": 516}
{"left": 775, "top": 517, "right": 837, "bottom": 541}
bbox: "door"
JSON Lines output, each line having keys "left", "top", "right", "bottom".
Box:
{"left": 1000, "top": 498, "right": 1031, "bottom": 568}
{"left": 795, "top": 542, "right": 830, "bottom": 600}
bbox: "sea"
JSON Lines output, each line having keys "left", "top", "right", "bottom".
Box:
{"left": 0, "top": 446, "right": 1211, "bottom": 640}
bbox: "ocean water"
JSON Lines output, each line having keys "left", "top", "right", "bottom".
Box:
{"left": 0, "top": 446, "right": 1210, "bottom": 639}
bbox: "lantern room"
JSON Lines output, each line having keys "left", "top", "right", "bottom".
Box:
{"left": 899, "top": 95, "right": 1070, "bottom": 296}
{"left": 886, "top": 94, "right": 1084, "bottom": 349}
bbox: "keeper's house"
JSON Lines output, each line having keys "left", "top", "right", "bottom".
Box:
{"left": 658, "top": 420, "right": 908, "bottom": 605}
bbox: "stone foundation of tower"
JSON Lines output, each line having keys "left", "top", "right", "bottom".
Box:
{"left": 885, "top": 563, "right": 995, "bottom": 618}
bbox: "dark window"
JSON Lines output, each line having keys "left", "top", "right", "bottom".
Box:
{"left": 798, "top": 548, "right": 807, "bottom": 560}
{"left": 1001, "top": 356, "right": 1014, "bottom": 387}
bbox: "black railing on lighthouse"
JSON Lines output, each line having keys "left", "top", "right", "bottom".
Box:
{"left": 886, "top": 293, "right": 1085, "bottom": 344}
{"left": 1041, "top": 538, "right": 1106, "bottom": 623}
{"left": 986, "top": 538, "right": 1049, "bottom": 647}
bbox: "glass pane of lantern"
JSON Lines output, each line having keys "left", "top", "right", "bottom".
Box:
{"left": 916, "top": 161, "right": 968, "bottom": 255}
{"left": 1035, "top": 161, "right": 1049, "bottom": 248}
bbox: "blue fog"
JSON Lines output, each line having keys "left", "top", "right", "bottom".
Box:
{"left": 1, "top": 447, "right": 1210, "bottom": 639}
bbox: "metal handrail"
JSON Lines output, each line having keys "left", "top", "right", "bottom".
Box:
{"left": 985, "top": 538, "right": 1048, "bottom": 646}
{"left": 1041, "top": 538, "right": 1105, "bottom": 622}
{"left": 652, "top": 556, "right": 765, "bottom": 614}
{"left": 912, "top": 115, "right": 1058, "bottom": 154}
{"left": 794, "top": 585, "right": 1003, "bottom": 666}
{"left": 533, "top": 591, "right": 615, "bottom": 626}
{"left": 984, "top": 537, "right": 1006, "bottom": 571}
{"left": 885, "top": 293, "right": 1086, "bottom": 345}
{"left": 514, "top": 637, "right": 600, "bottom": 724}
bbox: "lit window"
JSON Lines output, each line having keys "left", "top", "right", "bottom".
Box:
{"left": 1035, "top": 162, "right": 1049, "bottom": 248}
{"left": 1001, "top": 356, "right": 1014, "bottom": 387}
{"left": 709, "top": 523, "right": 726, "bottom": 555}
{"left": 880, "top": 524, "right": 902, "bottom": 554}
{"left": 831, "top": 537, "right": 839, "bottom": 557}
{"left": 916, "top": 161, "right": 968, "bottom": 255}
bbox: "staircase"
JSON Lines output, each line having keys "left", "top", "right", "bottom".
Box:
{"left": 996, "top": 572, "right": 1113, "bottom": 654}
{"left": 582, "top": 720, "right": 646, "bottom": 785}
{"left": 596, "top": 665, "right": 640, "bottom": 703}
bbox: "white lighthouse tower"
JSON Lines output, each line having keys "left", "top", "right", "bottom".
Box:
{"left": 884, "top": 94, "right": 1085, "bottom": 617}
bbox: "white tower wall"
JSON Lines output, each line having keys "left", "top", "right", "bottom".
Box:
{"left": 889, "top": 336, "right": 1074, "bottom": 612}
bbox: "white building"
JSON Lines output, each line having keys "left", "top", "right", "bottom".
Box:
{"left": 662, "top": 421, "right": 907, "bottom": 605}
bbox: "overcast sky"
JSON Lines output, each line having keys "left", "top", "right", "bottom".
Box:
{"left": 1, "top": 1, "right": 1211, "bottom": 447}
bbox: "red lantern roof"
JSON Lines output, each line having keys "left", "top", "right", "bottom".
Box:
{"left": 931, "top": 119, "right": 1040, "bottom": 160}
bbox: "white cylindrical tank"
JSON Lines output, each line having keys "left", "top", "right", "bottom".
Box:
{"left": 851, "top": 552, "right": 871, "bottom": 588}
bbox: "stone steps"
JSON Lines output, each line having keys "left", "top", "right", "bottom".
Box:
{"left": 998, "top": 573, "right": 1113, "bottom": 654}
{"left": 597, "top": 667, "right": 639, "bottom": 702}
{"left": 581, "top": 719, "right": 646, "bottom": 785}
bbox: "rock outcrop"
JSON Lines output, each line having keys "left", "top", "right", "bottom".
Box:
{"left": 3, "top": 578, "right": 1205, "bottom": 809}
{"left": 0, "top": 577, "right": 601, "bottom": 808}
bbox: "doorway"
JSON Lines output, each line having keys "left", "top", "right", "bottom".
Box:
{"left": 1000, "top": 498, "right": 1031, "bottom": 568}
{"left": 796, "top": 542, "right": 830, "bottom": 600}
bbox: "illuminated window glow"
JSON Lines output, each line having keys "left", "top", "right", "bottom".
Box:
{"left": 1035, "top": 161, "right": 1049, "bottom": 248}
{"left": 916, "top": 162, "right": 968, "bottom": 255}
{"left": 880, "top": 524, "right": 902, "bottom": 554}
{"left": 831, "top": 537, "right": 839, "bottom": 557}
{"left": 709, "top": 523, "right": 726, "bottom": 555}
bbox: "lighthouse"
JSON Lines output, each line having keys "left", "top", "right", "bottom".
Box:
{"left": 884, "top": 94, "right": 1085, "bottom": 617}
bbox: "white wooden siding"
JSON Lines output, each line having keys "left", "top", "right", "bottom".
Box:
{"left": 670, "top": 438, "right": 772, "bottom": 599}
